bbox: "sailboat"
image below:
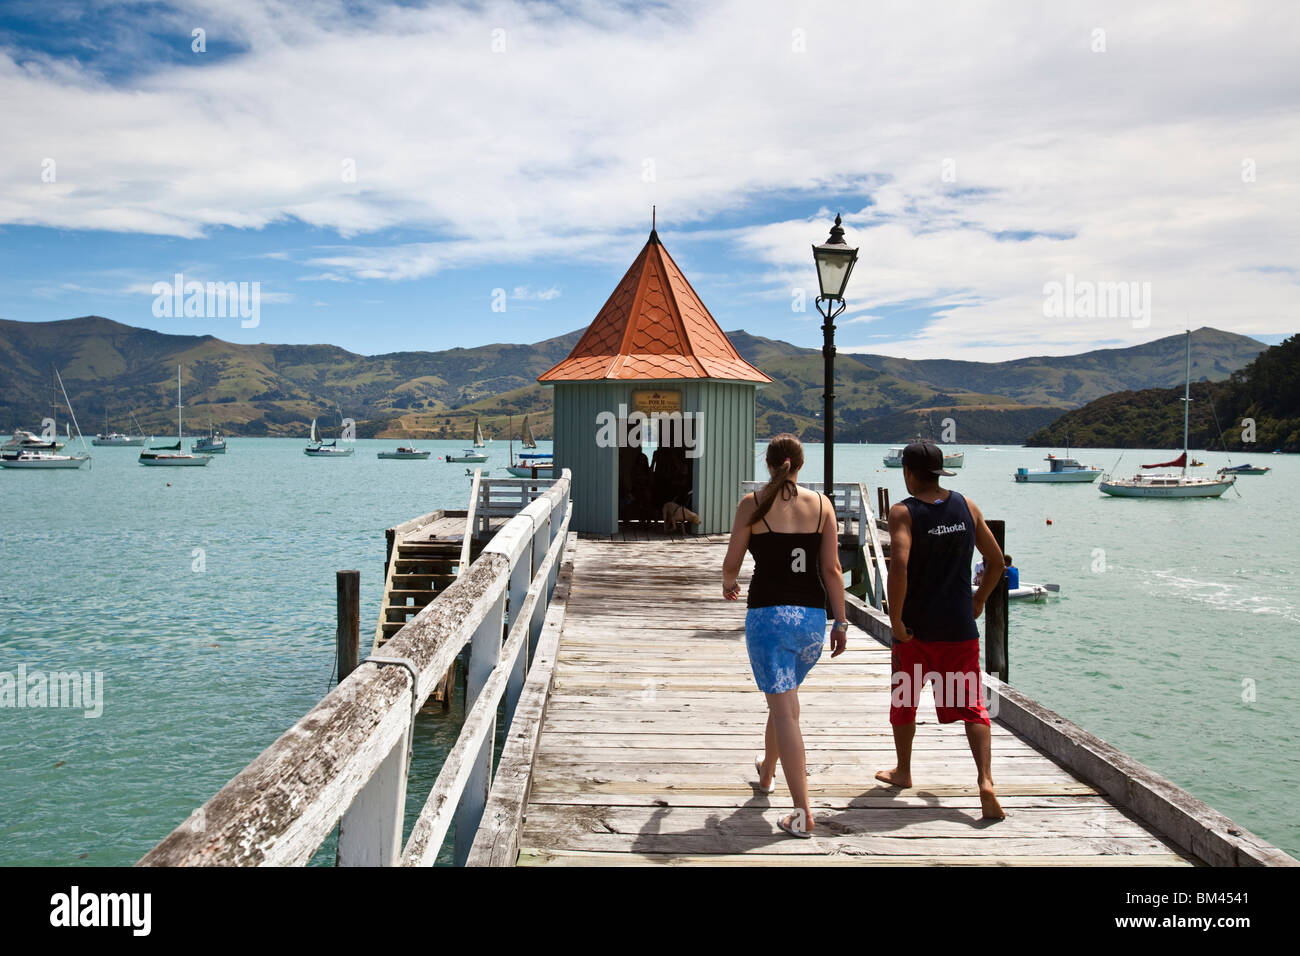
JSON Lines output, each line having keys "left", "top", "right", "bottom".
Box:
{"left": 522, "top": 415, "right": 538, "bottom": 449}
{"left": 0, "top": 368, "right": 91, "bottom": 469}
{"left": 1098, "top": 331, "right": 1235, "bottom": 498}
{"left": 446, "top": 418, "right": 489, "bottom": 462}
{"left": 304, "top": 416, "right": 354, "bottom": 457}
{"left": 506, "top": 413, "right": 553, "bottom": 477}
{"left": 4, "top": 371, "right": 70, "bottom": 452}
{"left": 139, "top": 367, "right": 212, "bottom": 466}
{"left": 92, "top": 409, "right": 146, "bottom": 446}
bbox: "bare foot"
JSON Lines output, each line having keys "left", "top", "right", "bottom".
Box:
{"left": 874, "top": 767, "right": 912, "bottom": 788}
{"left": 979, "top": 784, "right": 1006, "bottom": 820}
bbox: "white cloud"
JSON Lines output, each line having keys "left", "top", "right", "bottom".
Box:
{"left": 0, "top": 0, "right": 1296, "bottom": 358}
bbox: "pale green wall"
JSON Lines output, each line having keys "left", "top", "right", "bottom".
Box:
{"left": 548, "top": 379, "right": 758, "bottom": 535}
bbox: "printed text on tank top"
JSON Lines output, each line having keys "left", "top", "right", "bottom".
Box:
{"left": 899, "top": 489, "right": 980, "bottom": 642}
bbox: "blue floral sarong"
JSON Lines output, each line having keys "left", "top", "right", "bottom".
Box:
{"left": 744, "top": 605, "right": 826, "bottom": 693}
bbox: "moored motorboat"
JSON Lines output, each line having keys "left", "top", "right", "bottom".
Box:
{"left": 973, "top": 582, "right": 1059, "bottom": 603}
{"left": 2, "top": 429, "right": 64, "bottom": 452}
{"left": 1217, "top": 463, "right": 1271, "bottom": 476}
{"left": 378, "top": 446, "right": 431, "bottom": 460}
{"left": 192, "top": 425, "right": 226, "bottom": 454}
{"left": 885, "top": 441, "right": 962, "bottom": 469}
{"left": 1014, "top": 455, "right": 1101, "bottom": 483}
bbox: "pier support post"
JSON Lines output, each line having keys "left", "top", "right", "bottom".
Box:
{"left": 336, "top": 570, "right": 360, "bottom": 684}
{"left": 985, "top": 520, "right": 1008, "bottom": 682}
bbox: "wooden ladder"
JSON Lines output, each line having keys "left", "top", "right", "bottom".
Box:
{"left": 373, "top": 535, "right": 463, "bottom": 706}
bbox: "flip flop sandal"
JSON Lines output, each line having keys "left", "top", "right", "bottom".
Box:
{"left": 754, "top": 753, "right": 776, "bottom": 794}
{"left": 778, "top": 814, "right": 812, "bottom": 839}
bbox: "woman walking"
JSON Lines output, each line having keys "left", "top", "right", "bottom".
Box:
{"left": 722, "top": 434, "right": 847, "bottom": 837}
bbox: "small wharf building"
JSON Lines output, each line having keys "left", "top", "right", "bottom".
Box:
{"left": 536, "top": 227, "right": 771, "bottom": 535}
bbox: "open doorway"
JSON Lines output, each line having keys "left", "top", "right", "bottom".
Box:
{"left": 617, "top": 413, "right": 695, "bottom": 527}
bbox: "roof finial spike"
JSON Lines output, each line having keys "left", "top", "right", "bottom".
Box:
{"left": 652, "top": 205, "right": 656, "bottom": 231}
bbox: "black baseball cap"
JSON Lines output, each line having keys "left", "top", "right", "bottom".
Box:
{"left": 902, "top": 440, "right": 955, "bottom": 477}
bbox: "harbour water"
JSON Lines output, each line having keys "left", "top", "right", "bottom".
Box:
{"left": 1, "top": 438, "right": 1295, "bottom": 863}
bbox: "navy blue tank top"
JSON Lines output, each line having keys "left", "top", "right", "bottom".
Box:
{"left": 901, "top": 490, "right": 980, "bottom": 642}
{"left": 746, "top": 490, "right": 827, "bottom": 610}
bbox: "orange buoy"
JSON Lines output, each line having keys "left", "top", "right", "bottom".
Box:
{"left": 1046, "top": 518, "right": 1052, "bottom": 525}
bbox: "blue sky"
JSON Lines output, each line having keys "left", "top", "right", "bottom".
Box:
{"left": 1, "top": 1, "right": 1296, "bottom": 360}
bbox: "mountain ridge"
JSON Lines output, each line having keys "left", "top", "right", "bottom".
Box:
{"left": 0, "top": 316, "right": 1268, "bottom": 443}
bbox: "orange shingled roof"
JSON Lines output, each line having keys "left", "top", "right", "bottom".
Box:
{"left": 537, "top": 230, "right": 772, "bottom": 384}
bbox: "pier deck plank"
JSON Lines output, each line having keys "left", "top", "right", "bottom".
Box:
{"left": 515, "top": 538, "right": 1196, "bottom": 866}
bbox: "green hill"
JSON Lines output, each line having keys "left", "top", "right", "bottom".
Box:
{"left": 1026, "top": 333, "right": 1300, "bottom": 452}
{"left": 0, "top": 317, "right": 1269, "bottom": 444}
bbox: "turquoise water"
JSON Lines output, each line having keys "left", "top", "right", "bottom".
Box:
{"left": 1, "top": 439, "right": 1296, "bottom": 863}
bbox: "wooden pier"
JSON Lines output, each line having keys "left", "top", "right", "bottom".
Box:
{"left": 479, "top": 536, "right": 1195, "bottom": 865}
{"left": 140, "top": 470, "right": 1297, "bottom": 868}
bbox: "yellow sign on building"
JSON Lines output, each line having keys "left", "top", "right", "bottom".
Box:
{"left": 631, "top": 389, "right": 682, "bottom": 415}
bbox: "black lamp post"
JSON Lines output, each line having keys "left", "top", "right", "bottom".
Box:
{"left": 811, "top": 213, "right": 859, "bottom": 494}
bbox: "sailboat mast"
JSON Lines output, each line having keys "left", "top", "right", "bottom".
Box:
{"left": 177, "top": 365, "right": 183, "bottom": 443}
{"left": 1182, "top": 331, "right": 1191, "bottom": 477}
{"left": 54, "top": 367, "right": 89, "bottom": 456}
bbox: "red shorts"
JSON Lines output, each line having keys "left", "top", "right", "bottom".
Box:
{"left": 890, "top": 638, "right": 990, "bottom": 726}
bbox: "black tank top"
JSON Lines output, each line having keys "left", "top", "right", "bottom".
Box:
{"left": 745, "top": 491, "right": 827, "bottom": 610}
{"left": 901, "top": 490, "right": 979, "bottom": 642}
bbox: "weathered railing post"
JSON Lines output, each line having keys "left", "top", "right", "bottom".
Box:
{"left": 547, "top": 496, "right": 566, "bottom": 595}
{"left": 337, "top": 716, "right": 412, "bottom": 866}
{"left": 529, "top": 509, "right": 551, "bottom": 660}
{"left": 453, "top": 585, "right": 506, "bottom": 865}
{"left": 503, "top": 520, "right": 534, "bottom": 727}
{"left": 985, "top": 519, "right": 1009, "bottom": 682}
{"left": 336, "top": 570, "right": 360, "bottom": 683}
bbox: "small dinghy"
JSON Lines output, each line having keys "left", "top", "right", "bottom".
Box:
{"left": 973, "top": 582, "right": 1060, "bottom": 603}
{"left": 1217, "top": 463, "right": 1270, "bottom": 476}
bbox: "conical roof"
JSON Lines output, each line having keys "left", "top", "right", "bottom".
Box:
{"left": 538, "top": 230, "right": 771, "bottom": 383}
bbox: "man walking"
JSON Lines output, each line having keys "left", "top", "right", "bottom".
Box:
{"left": 875, "top": 441, "right": 1006, "bottom": 820}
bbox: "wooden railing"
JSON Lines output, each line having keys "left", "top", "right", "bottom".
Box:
{"left": 138, "top": 469, "right": 572, "bottom": 867}
{"left": 475, "top": 477, "right": 559, "bottom": 535}
{"left": 740, "top": 480, "right": 888, "bottom": 609}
